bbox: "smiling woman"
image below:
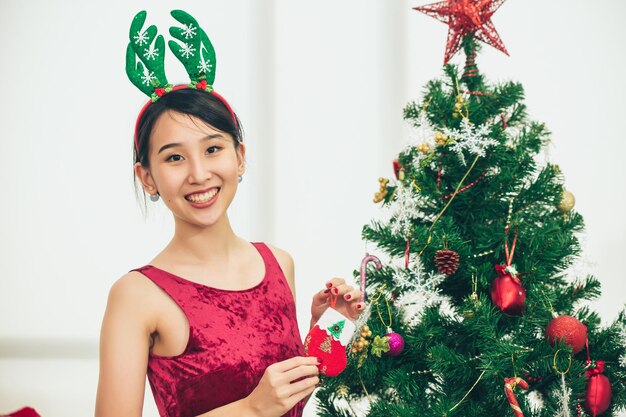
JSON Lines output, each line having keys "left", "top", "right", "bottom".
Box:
{"left": 94, "top": 9, "right": 365, "bottom": 417}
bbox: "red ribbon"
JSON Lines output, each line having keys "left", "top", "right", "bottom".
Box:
{"left": 587, "top": 361, "right": 605, "bottom": 377}
{"left": 504, "top": 227, "right": 518, "bottom": 267}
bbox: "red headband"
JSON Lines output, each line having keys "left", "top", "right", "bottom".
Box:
{"left": 133, "top": 85, "right": 238, "bottom": 153}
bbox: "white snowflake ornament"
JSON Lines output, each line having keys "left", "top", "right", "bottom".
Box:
{"left": 444, "top": 118, "right": 497, "bottom": 165}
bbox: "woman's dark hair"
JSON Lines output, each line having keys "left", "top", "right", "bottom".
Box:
{"left": 134, "top": 88, "right": 243, "bottom": 167}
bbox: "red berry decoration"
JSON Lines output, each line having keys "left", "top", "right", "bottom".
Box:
{"left": 434, "top": 249, "right": 460, "bottom": 275}
{"left": 545, "top": 314, "right": 588, "bottom": 354}
{"left": 490, "top": 264, "right": 526, "bottom": 316}
{"left": 585, "top": 360, "right": 612, "bottom": 416}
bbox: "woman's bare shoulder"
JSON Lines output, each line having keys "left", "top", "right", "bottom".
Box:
{"left": 104, "top": 271, "right": 162, "bottom": 324}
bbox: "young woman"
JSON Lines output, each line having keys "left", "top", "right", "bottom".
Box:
{"left": 95, "top": 87, "right": 365, "bottom": 417}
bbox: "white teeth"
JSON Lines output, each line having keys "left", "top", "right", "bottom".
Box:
{"left": 187, "top": 188, "right": 219, "bottom": 203}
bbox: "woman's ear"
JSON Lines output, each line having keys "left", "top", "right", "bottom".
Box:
{"left": 236, "top": 143, "right": 246, "bottom": 176}
{"left": 134, "top": 162, "right": 158, "bottom": 194}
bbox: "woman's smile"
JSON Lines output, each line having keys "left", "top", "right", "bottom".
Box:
{"left": 185, "top": 187, "right": 221, "bottom": 207}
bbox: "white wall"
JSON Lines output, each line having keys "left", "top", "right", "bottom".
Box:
{"left": 0, "top": 1, "right": 624, "bottom": 416}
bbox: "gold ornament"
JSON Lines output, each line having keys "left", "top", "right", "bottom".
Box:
{"left": 453, "top": 95, "right": 467, "bottom": 118}
{"left": 398, "top": 169, "right": 405, "bottom": 181}
{"left": 435, "top": 132, "right": 448, "bottom": 146}
{"left": 558, "top": 190, "right": 575, "bottom": 212}
{"left": 336, "top": 384, "right": 350, "bottom": 398}
{"left": 417, "top": 143, "right": 430, "bottom": 154}
{"left": 373, "top": 177, "right": 389, "bottom": 203}
{"left": 352, "top": 324, "right": 374, "bottom": 353}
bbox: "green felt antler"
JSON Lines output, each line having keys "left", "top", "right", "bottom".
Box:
{"left": 168, "top": 10, "right": 216, "bottom": 87}
{"left": 126, "top": 11, "right": 169, "bottom": 97}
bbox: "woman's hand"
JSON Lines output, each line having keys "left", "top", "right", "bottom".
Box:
{"left": 243, "top": 356, "right": 319, "bottom": 417}
{"left": 310, "top": 278, "right": 365, "bottom": 328}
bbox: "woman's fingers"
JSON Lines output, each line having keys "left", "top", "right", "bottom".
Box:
{"left": 284, "top": 373, "right": 320, "bottom": 398}
{"left": 271, "top": 356, "right": 318, "bottom": 373}
{"left": 325, "top": 277, "right": 345, "bottom": 289}
{"left": 283, "top": 363, "right": 319, "bottom": 384}
{"left": 341, "top": 288, "right": 362, "bottom": 302}
{"left": 311, "top": 288, "right": 331, "bottom": 307}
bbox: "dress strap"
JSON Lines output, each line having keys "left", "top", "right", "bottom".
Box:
{"left": 251, "top": 242, "right": 283, "bottom": 277}
{"left": 131, "top": 265, "right": 198, "bottom": 322}
{"left": 251, "top": 242, "right": 296, "bottom": 305}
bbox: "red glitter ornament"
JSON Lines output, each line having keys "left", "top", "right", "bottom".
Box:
{"left": 414, "top": 0, "right": 509, "bottom": 64}
{"left": 585, "top": 361, "right": 612, "bottom": 416}
{"left": 545, "top": 315, "right": 588, "bottom": 354}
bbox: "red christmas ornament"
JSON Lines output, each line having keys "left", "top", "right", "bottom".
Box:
{"left": 490, "top": 229, "right": 525, "bottom": 316}
{"left": 585, "top": 361, "right": 612, "bottom": 416}
{"left": 491, "top": 264, "right": 526, "bottom": 316}
{"left": 303, "top": 304, "right": 356, "bottom": 377}
{"left": 545, "top": 315, "right": 588, "bottom": 354}
{"left": 393, "top": 158, "right": 402, "bottom": 180}
{"left": 414, "top": 0, "right": 509, "bottom": 64}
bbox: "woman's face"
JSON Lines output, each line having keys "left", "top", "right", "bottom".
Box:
{"left": 136, "top": 110, "right": 245, "bottom": 229}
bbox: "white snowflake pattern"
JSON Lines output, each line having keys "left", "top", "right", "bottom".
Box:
{"left": 619, "top": 323, "right": 626, "bottom": 367}
{"left": 141, "top": 70, "right": 156, "bottom": 86}
{"left": 444, "top": 118, "right": 498, "bottom": 165}
{"left": 197, "top": 58, "right": 213, "bottom": 74}
{"left": 526, "top": 391, "right": 544, "bottom": 415}
{"left": 404, "top": 113, "right": 436, "bottom": 151}
{"left": 143, "top": 46, "right": 159, "bottom": 61}
{"left": 133, "top": 30, "right": 149, "bottom": 46}
{"left": 553, "top": 373, "right": 572, "bottom": 417}
{"left": 181, "top": 23, "right": 197, "bottom": 39}
{"left": 180, "top": 43, "right": 196, "bottom": 59}
{"left": 389, "top": 183, "right": 421, "bottom": 238}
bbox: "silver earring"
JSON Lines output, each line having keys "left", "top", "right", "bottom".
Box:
{"left": 149, "top": 193, "right": 160, "bottom": 202}
{"left": 238, "top": 175, "right": 243, "bottom": 183}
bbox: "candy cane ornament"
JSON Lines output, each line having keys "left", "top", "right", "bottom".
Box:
{"left": 504, "top": 377, "right": 529, "bottom": 417}
{"left": 351, "top": 254, "right": 382, "bottom": 346}
{"left": 360, "top": 253, "right": 382, "bottom": 304}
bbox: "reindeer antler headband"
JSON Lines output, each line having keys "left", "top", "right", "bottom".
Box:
{"left": 126, "top": 10, "right": 237, "bottom": 152}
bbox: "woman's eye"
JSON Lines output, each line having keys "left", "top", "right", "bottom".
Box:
{"left": 206, "top": 146, "right": 221, "bottom": 154}
{"left": 166, "top": 154, "right": 184, "bottom": 162}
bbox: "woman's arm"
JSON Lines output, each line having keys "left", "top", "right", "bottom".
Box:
{"left": 197, "top": 356, "right": 319, "bottom": 417}
{"left": 95, "top": 273, "right": 155, "bottom": 417}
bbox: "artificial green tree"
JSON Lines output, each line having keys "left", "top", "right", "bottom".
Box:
{"left": 314, "top": 17, "right": 626, "bottom": 417}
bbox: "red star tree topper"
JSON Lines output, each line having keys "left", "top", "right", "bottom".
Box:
{"left": 415, "top": 0, "right": 509, "bottom": 64}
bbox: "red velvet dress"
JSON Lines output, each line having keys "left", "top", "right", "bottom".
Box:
{"left": 133, "top": 242, "right": 305, "bottom": 417}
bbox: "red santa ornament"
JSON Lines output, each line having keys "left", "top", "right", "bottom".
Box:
{"left": 304, "top": 304, "right": 356, "bottom": 377}
{"left": 585, "top": 360, "right": 612, "bottom": 416}
{"left": 491, "top": 228, "right": 526, "bottom": 316}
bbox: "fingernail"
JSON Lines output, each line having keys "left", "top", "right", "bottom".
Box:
{"left": 332, "top": 288, "right": 339, "bottom": 294}
{"left": 344, "top": 294, "right": 351, "bottom": 300}
{"left": 357, "top": 303, "right": 362, "bottom": 309}
{"left": 323, "top": 289, "right": 330, "bottom": 294}
{"left": 326, "top": 282, "right": 333, "bottom": 288}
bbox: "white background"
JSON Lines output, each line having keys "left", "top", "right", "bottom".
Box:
{"left": 0, "top": 1, "right": 625, "bottom": 416}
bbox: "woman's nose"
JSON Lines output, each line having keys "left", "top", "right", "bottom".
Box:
{"left": 187, "top": 157, "right": 212, "bottom": 184}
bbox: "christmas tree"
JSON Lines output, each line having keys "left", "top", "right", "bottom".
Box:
{"left": 314, "top": 1, "right": 626, "bottom": 416}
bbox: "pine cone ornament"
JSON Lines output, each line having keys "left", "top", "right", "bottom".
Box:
{"left": 434, "top": 249, "right": 460, "bottom": 275}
